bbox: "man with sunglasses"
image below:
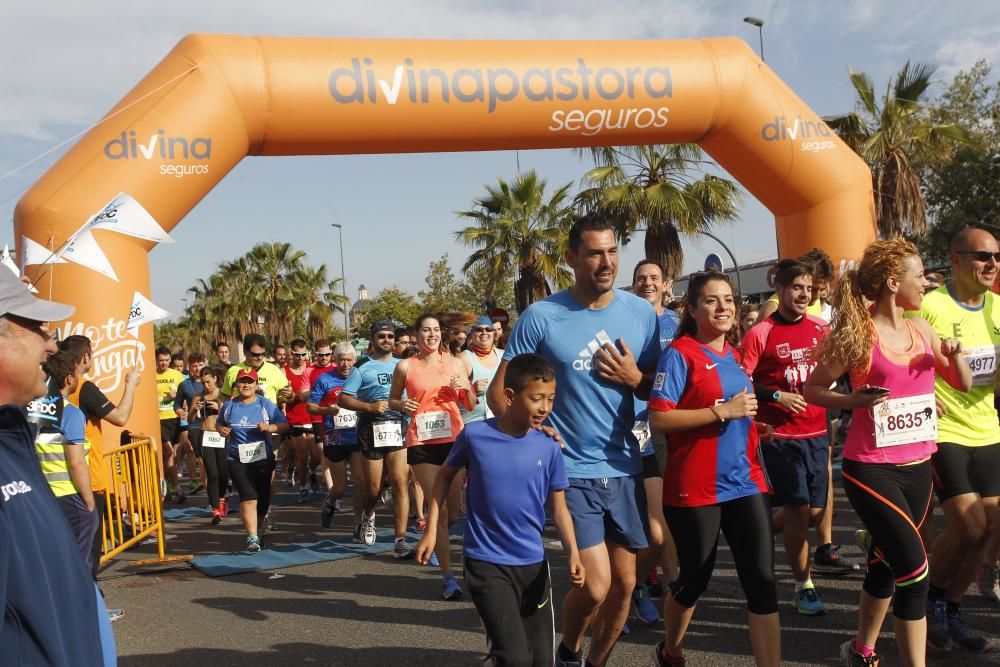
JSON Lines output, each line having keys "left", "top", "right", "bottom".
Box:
{"left": 284, "top": 339, "right": 317, "bottom": 502}
{"left": 912, "top": 227, "right": 1000, "bottom": 651}
{"left": 309, "top": 339, "right": 337, "bottom": 490}
{"left": 393, "top": 327, "right": 412, "bottom": 359}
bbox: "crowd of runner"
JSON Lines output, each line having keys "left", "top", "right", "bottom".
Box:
{"left": 3, "top": 214, "right": 1000, "bottom": 666}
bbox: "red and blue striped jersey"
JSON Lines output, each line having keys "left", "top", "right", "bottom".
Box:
{"left": 649, "top": 334, "right": 770, "bottom": 507}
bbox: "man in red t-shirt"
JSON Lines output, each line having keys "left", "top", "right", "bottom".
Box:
{"left": 284, "top": 338, "right": 316, "bottom": 502}
{"left": 310, "top": 338, "right": 336, "bottom": 491}
{"left": 742, "top": 258, "right": 834, "bottom": 617}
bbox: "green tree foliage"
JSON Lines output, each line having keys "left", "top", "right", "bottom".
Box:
{"left": 575, "top": 144, "right": 742, "bottom": 282}
{"left": 154, "top": 242, "right": 349, "bottom": 354}
{"left": 355, "top": 286, "right": 422, "bottom": 334}
{"left": 418, "top": 254, "right": 482, "bottom": 313}
{"left": 826, "top": 61, "right": 972, "bottom": 239}
{"left": 920, "top": 60, "right": 1000, "bottom": 265}
{"left": 455, "top": 169, "right": 575, "bottom": 313}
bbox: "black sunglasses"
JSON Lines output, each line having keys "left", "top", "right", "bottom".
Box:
{"left": 956, "top": 251, "right": 1000, "bottom": 262}
{"left": 315, "top": 351, "right": 332, "bottom": 357}
{"left": 292, "top": 352, "right": 309, "bottom": 357}
{"left": 473, "top": 327, "right": 493, "bottom": 333}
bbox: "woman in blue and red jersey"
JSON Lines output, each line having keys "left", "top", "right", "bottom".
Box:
{"left": 648, "top": 271, "right": 780, "bottom": 667}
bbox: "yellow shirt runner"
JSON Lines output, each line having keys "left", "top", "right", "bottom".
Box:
{"left": 156, "top": 368, "right": 185, "bottom": 420}
{"left": 222, "top": 361, "right": 289, "bottom": 404}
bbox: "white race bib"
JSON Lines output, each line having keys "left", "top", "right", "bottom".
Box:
{"left": 237, "top": 440, "right": 267, "bottom": 464}
{"left": 416, "top": 411, "right": 452, "bottom": 441}
{"left": 965, "top": 345, "right": 1000, "bottom": 387}
{"left": 202, "top": 431, "right": 226, "bottom": 449}
{"left": 372, "top": 421, "right": 403, "bottom": 448}
{"left": 334, "top": 409, "right": 359, "bottom": 430}
{"left": 873, "top": 394, "right": 937, "bottom": 448}
{"left": 632, "top": 421, "right": 652, "bottom": 453}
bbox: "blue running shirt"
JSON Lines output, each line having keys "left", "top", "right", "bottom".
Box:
{"left": 448, "top": 419, "right": 569, "bottom": 566}
{"left": 503, "top": 289, "right": 660, "bottom": 478}
{"left": 341, "top": 357, "right": 403, "bottom": 423}
{"left": 217, "top": 396, "right": 286, "bottom": 461}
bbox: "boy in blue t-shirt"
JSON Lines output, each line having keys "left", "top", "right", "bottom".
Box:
{"left": 416, "top": 354, "right": 585, "bottom": 666}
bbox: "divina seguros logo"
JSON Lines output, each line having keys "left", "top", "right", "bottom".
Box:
{"left": 328, "top": 58, "right": 673, "bottom": 137}
{"left": 104, "top": 130, "right": 212, "bottom": 179}
{"left": 760, "top": 115, "right": 836, "bottom": 153}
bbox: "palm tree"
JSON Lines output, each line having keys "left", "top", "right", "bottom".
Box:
{"left": 293, "top": 264, "right": 350, "bottom": 341}
{"left": 576, "top": 144, "right": 742, "bottom": 282}
{"left": 455, "top": 170, "right": 575, "bottom": 313}
{"left": 825, "top": 61, "right": 972, "bottom": 238}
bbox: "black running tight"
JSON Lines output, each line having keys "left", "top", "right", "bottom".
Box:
{"left": 664, "top": 492, "right": 778, "bottom": 615}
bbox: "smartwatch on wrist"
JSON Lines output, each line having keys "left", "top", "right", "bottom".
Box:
{"left": 772, "top": 390, "right": 781, "bottom": 402}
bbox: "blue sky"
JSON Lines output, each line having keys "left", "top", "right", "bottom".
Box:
{"left": 2, "top": 1, "right": 997, "bottom": 316}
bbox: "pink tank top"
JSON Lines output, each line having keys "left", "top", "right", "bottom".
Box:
{"left": 845, "top": 320, "right": 937, "bottom": 464}
{"left": 403, "top": 354, "right": 466, "bottom": 446}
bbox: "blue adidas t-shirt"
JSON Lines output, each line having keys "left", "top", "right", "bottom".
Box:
{"left": 309, "top": 370, "right": 357, "bottom": 445}
{"left": 341, "top": 356, "right": 403, "bottom": 423}
{"left": 503, "top": 289, "right": 660, "bottom": 478}
{"left": 637, "top": 309, "right": 682, "bottom": 456}
{"left": 217, "top": 396, "right": 286, "bottom": 462}
{"left": 448, "top": 419, "right": 568, "bottom": 566}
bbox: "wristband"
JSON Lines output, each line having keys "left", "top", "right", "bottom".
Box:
{"left": 710, "top": 405, "right": 726, "bottom": 423}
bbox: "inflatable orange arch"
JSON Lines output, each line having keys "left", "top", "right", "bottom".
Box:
{"left": 14, "top": 34, "right": 875, "bottom": 447}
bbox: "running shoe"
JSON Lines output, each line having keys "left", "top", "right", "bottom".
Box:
{"left": 926, "top": 597, "right": 953, "bottom": 652}
{"left": 320, "top": 499, "right": 337, "bottom": 528}
{"left": 442, "top": 573, "right": 464, "bottom": 600}
{"left": 792, "top": 584, "right": 827, "bottom": 616}
{"left": 653, "top": 641, "right": 686, "bottom": 666}
{"left": 210, "top": 507, "right": 223, "bottom": 525}
{"left": 353, "top": 524, "right": 363, "bottom": 544}
{"left": 309, "top": 469, "right": 320, "bottom": 493}
{"left": 334, "top": 498, "right": 343, "bottom": 512}
{"left": 393, "top": 538, "right": 415, "bottom": 560}
{"left": 297, "top": 488, "right": 310, "bottom": 504}
{"left": 946, "top": 608, "right": 991, "bottom": 652}
{"left": 362, "top": 514, "right": 377, "bottom": 546}
{"left": 415, "top": 517, "right": 427, "bottom": 533}
{"left": 839, "top": 639, "right": 879, "bottom": 666}
{"left": 976, "top": 560, "right": 1000, "bottom": 603}
{"left": 379, "top": 486, "right": 393, "bottom": 505}
{"left": 220, "top": 498, "right": 228, "bottom": 517}
{"left": 264, "top": 510, "right": 276, "bottom": 532}
{"left": 246, "top": 535, "right": 262, "bottom": 553}
{"left": 814, "top": 543, "right": 860, "bottom": 574}
{"left": 107, "top": 608, "right": 125, "bottom": 624}
{"left": 427, "top": 550, "right": 439, "bottom": 567}
{"left": 646, "top": 568, "right": 664, "bottom": 598}
{"left": 632, "top": 585, "right": 661, "bottom": 624}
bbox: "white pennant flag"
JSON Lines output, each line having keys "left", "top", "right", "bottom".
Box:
{"left": 20, "top": 236, "right": 67, "bottom": 267}
{"left": 127, "top": 291, "right": 170, "bottom": 336}
{"left": 1, "top": 245, "right": 19, "bottom": 277}
{"left": 62, "top": 229, "right": 118, "bottom": 281}
{"left": 85, "top": 193, "right": 173, "bottom": 244}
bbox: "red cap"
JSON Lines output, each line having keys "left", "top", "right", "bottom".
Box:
{"left": 235, "top": 367, "right": 258, "bottom": 383}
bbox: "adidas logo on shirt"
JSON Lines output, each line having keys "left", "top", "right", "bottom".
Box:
{"left": 573, "top": 330, "right": 614, "bottom": 371}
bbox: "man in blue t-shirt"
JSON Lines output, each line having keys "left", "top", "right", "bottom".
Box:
{"left": 487, "top": 213, "right": 661, "bottom": 667}
{"left": 337, "top": 326, "right": 414, "bottom": 557}
{"left": 418, "top": 353, "right": 584, "bottom": 666}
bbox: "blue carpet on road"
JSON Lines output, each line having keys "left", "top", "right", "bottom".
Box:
{"left": 163, "top": 490, "right": 327, "bottom": 522}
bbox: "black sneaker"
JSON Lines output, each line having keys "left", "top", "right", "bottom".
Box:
{"left": 320, "top": 499, "right": 337, "bottom": 528}
{"left": 839, "top": 639, "right": 879, "bottom": 666}
{"left": 814, "top": 543, "right": 859, "bottom": 574}
{"left": 653, "top": 641, "right": 686, "bottom": 666}
{"left": 947, "top": 609, "right": 991, "bottom": 653}
{"left": 926, "top": 598, "right": 953, "bottom": 652}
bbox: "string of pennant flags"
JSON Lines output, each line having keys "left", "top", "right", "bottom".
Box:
{"left": 13, "top": 192, "right": 173, "bottom": 334}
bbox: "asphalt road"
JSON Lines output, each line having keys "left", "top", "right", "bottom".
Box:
{"left": 103, "top": 484, "right": 999, "bottom": 666}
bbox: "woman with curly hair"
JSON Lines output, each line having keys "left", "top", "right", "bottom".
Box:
{"left": 804, "top": 238, "right": 970, "bottom": 667}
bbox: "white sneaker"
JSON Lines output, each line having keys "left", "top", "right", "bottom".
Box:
{"left": 977, "top": 560, "right": 1000, "bottom": 603}
{"left": 362, "top": 514, "right": 377, "bottom": 546}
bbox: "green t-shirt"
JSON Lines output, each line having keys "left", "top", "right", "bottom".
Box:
{"left": 908, "top": 286, "right": 1000, "bottom": 447}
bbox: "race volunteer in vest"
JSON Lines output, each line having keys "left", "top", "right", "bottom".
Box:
{"left": 194, "top": 366, "right": 227, "bottom": 524}
{"left": 741, "top": 259, "right": 833, "bottom": 616}
{"left": 36, "top": 349, "right": 97, "bottom": 566}
{"left": 460, "top": 316, "right": 503, "bottom": 424}
{"left": 215, "top": 367, "right": 288, "bottom": 553}
{"left": 0, "top": 269, "right": 115, "bottom": 666}
{"left": 630, "top": 259, "right": 681, "bottom": 626}
{"left": 648, "top": 271, "right": 779, "bottom": 667}
{"left": 805, "top": 237, "right": 971, "bottom": 667}
{"left": 222, "top": 333, "right": 292, "bottom": 404}
{"left": 174, "top": 352, "right": 207, "bottom": 496}
{"left": 337, "top": 325, "right": 414, "bottom": 558}
{"left": 284, "top": 338, "right": 318, "bottom": 502}
{"left": 911, "top": 227, "right": 1000, "bottom": 652}
{"left": 309, "top": 342, "right": 364, "bottom": 541}
{"left": 156, "top": 346, "right": 186, "bottom": 502}
{"left": 390, "top": 313, "right": 476, "bottom": 600}
{"left": 488, "top": 213, "right": 661, "bottom": 667}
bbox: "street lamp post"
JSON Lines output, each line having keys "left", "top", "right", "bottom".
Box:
{"left": 743, "top": 16, "right": 765, "bottom": 62}
{"left": 699, "top": 230, "right": 743, "bottom": 297}
{"left": 330, "top": 223, "right": 350, "bottom": 334}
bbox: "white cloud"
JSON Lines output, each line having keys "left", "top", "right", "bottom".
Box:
{"left": 935, "top": 27, "right": 1000, "bottom": 79}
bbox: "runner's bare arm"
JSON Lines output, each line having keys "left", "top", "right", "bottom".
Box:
{"left": 755, "top": 300, "right": 778, "bottom": 324}
{"left": 307, "top": 400, "right": 338, "bottom": 416}
{"left": 388, "top": 360, "right": 417, "bottom": 414}
{"left": 650, "top": 389, "right": 758, "bottom": 434}
{"left": 550, "top": 489, "right": 585, "bottom": 588}
{"left": 103, "top": 369, "right": 140, "bottom": 426}
{"left": 910, "top": 317, "right": 971, "bottom": 392}
{"left": 486, "top": 360, "right": 509, "bottom": 417}
{"left": 803, "top": 363, "right": 887, "bottom": 410}
{"left": 65, "top": 444, "right": 95, "bottom": 511}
